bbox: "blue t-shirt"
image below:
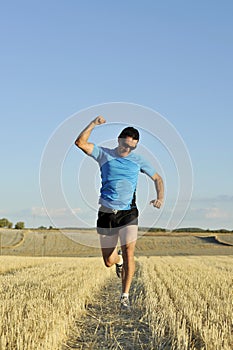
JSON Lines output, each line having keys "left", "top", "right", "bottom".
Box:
{"left": 90, "top": 144, "right": 156, "bottom": 210}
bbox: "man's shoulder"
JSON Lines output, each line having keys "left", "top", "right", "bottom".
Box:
{"left": 98, "top": 146, "right": 116, "bottom": 157}
{"left": 127, "top": 152, "right": 144, "bottom": 162}
{"left": 127, "top": 152, "right": 153, "bottom": 169}
{"left": 91, "top": 145, "right": 116, "bottom": 160}
{"left": 99, "top": 146, "right": 113, "bottom": 152}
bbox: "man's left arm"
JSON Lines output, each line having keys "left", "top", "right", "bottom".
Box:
{"left": 150, "top": 173, "right": 164, "bottom": 209}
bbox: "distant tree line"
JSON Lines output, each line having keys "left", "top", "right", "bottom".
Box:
{"left": 0, "top": 218, "right": 57, "bottom": 230}
{"left": 1, "top": 219, "right": 232, "bottom": 233}
{"left": 172, "top": 227, "right": 233, "bottom": 233}
{"left": 0, "top": 218, "right": 24, "bottom": 229}
{"left": 138, "top": 227, "right": 167, "bottom": 232}
{"left": 139, "top": 227, "right": 233, "bottom": 233}
{"left": 37, "top": 226, "right": 55, "bottom": 230}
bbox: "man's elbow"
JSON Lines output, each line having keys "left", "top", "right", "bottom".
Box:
{"left": 74, "top": 139, "right": 93, "bottom": 155}
{"left": 157, "top": 174, "right": 163, "bottom": 183}
{"left": 152, "top": 172, "right": 163, "bottom": 182}
{"left": 75, "top": 138, "right": 84, "bottom": 149}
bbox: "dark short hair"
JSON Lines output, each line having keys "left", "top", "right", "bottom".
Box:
{"left": 118, "top": 127, "right": 140, "bottom": 141}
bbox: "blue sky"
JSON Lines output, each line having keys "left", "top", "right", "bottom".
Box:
{"left": 1, "top": 0, "right": 233, "bottom": 230}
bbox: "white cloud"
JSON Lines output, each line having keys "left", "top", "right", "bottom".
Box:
{"left": 204, "top": 207, "right": 228, "bottom": 219}
{"left": 31, "top": 207, "right": 47, "bottom": 217}
{"left": 189, "top": 207, "right": 229, "bottom": 219}
{"left": 178, "top": 204, "right": 233, "bottom": 230}
{"left": 31, "top": 207, "right": 81, "bottom": 218}
{"left": 71, "top": 208, "right": 82, "bottom": 215}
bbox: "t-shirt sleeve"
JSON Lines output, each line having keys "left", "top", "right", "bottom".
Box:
{"left": 139, "top": 156, "right": 157, "bottom": 178}
{"left": 89, "top": 144, "right": 102, "bottom": 161}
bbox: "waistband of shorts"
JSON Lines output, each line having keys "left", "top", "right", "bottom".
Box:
{"left": 99, "top": 205, "right": 120, "bottom": 214}
{"left": 98, "top": 205, "right": 137, "bottom": 214}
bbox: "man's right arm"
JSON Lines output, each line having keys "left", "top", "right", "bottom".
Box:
{"left": 74, "top": 116, "right": 106, "bottom": 155}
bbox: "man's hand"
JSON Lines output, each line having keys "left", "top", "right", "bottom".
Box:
{"left": 150, "top": 199, "right": 163, "bottom": 209}
{"left": 150, "top": 173, "right": 164, "bottom": 209}
{"left": 93, "top": 115, "right": 106, "bottom": 125}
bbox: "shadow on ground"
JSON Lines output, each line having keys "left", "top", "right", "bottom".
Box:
{"left": 195, "top": 236, "right": 233, "bottom": 246}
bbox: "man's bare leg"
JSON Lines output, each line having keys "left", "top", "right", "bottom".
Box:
{"left": 119, "top": 225, "right": 138, "bottom": 294}
{"left": 99, "top": 233, "right": 121, "bottom": 267}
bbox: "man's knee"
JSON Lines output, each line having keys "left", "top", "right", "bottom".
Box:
{"left": 103, "top": 257, "right": 114, "bottom": 268}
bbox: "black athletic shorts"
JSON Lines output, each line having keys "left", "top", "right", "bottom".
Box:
{"left": 97, "top": 206, "right": 139, "bottom": 236}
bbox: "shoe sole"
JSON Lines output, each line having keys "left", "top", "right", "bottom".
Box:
{"left": 120, "top": 305, "right": 131, "bottom": 313}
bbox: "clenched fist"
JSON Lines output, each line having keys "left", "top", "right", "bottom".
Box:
{"left": 93, "top": 115, "right": 106, "bottom": 125}
{"left": 150, "top": 199, "right": 163, "bottom": 209}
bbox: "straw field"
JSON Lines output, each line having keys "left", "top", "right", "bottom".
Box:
{"left": 139, "top": 256, "right": 233, "bottom": 350}
{"left": 0, "top": 255, "right": 232, "bottom": 349}
{"left": 1, "top": 229, "right": 233, "bottom": 257}
{"left": 0, "top": 257, "right": 111, "bottom": 350}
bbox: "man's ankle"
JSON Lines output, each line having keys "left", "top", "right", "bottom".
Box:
{"left": 121, "top": 292, "right": 129, "bottom": 299}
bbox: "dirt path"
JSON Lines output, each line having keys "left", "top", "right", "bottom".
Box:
{"left": 62, "top": 266, "right": 153, "bottom": 350}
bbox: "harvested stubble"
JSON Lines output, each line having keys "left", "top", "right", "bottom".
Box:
{"left": 1, "top": 255, "right": 233, "bottom": 350}
{"left": 139, "top": 255, "right": 233, "bottom": 350}
{"left": 0, "top": 256, "right": 52, "bottom": 274}
{"left": 0, "top": 257, "right": 111, "bottom": 350}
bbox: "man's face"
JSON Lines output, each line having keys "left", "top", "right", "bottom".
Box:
{"left": 117, "top": 137, "right": 138, "bottom": 157}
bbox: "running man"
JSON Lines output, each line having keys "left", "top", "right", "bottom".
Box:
{"left": 75, "top": 116, "right": 164, "bottom": 311}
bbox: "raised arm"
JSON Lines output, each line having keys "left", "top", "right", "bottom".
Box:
{"left": 74, "top": 116, "right": 106, "bottom": 155}
{"left": 150, "top": 173, "right": 164, "bottom": 209}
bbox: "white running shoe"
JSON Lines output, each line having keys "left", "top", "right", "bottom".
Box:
{"left": 120, "top": 295, "right": 131, "bottom": 312}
